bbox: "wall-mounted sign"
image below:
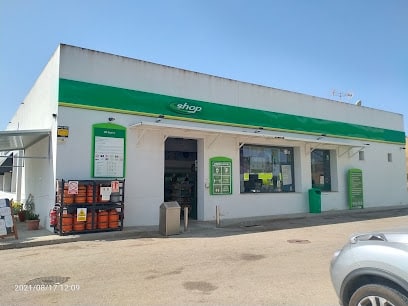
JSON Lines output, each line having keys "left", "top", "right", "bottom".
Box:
{"left": 169, "top": 102, "right": 203, "bottom": 115}
{"left": 210, "top": 157, "right": 232, "bottom": 195}
{"left": 68, "top": 181, "right": 79, "bottom": 194}
{"left": 77, "top": 208, "right": 87, "bottom": 222}
{"left": 348, "top": 168, "right": 364, "bottom": 209}
{"left": 57, "top": 126, "right": 69, "bottom": 138}
{"left": 57, "top": 126, "right": 69, "bottom": 143}
{"left": 92, "top": 123, "right": 126, "bottom": 178}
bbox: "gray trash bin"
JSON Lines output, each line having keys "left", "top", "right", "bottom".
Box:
{"left": 159, "top": 201, "right": 181, "bottom": 236}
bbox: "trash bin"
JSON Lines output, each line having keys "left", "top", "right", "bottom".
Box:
{"left": 159, "top": 201, "right": 181, "bottom": 236}
{"left": 308, "top": 188, "right": 321, "bottom": 213}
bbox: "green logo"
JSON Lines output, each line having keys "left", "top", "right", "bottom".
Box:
{"left": 169, "top": 102, "right": 202, "bottom": 115}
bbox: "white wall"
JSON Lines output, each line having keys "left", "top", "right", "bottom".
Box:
{"left": 125, "top": 128, "right": 164, "bottom": 226}
{"left": 59, "top": 44, "right": 404, "bottom": 132}
{"left": 55, "top": 45, "right": 407, "bottom": 226}
{"left": 56, "top": 107, "right": 408, "bottom": 227}
{"left": 56, "top": 107, "right": 167, "bottom": 226}
{"left": 5, "top": 46, "right": 60, "bottom": 229}
{"left": 24, "top": 137, "right": 54, "bottom": 228}
{"left": 7, "top": 49, "right": 60, "bottom": 131}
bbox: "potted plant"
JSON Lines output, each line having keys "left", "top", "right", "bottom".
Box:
{"left": 24, "top": 194, "right": 40, "bottom": 230}
{"left": 26, "top": 211, "right": 40, "bottom": 230}
{"left": 11, "top": 200, "right": 27, "bottom": 222}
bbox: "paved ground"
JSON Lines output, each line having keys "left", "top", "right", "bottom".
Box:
{"left": 2, "top": 205, "right": 408, "bottom": 249}
{"left": 1, "top": 205, "right": 408, "bottom": 306}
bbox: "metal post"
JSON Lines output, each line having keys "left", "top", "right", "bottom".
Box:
{"left": 216, "top": 205, "right": 220, "bottom": 227}
{"left": 184, "top": 206, "right": 188, "bottom": 231}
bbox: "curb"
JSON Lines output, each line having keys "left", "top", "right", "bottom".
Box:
{"left": 2, "top": 205, "right": 407, "bottom": 250}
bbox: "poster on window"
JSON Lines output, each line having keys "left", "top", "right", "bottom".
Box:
{"left": 92, "top": 123, "right": 126, "bottom": 178}
{"left": 281, "top": 165, "right": 292, "bottom": 185}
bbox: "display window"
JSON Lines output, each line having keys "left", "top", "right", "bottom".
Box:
{"left": 240, "top": 145, "right": 295, "bottom": 193}
{"left": 311, "top": 149, "right": 331, "bottom": 191}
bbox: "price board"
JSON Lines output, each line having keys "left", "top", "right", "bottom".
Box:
{"left": 92, "top": 123, "right": 126, "bottom": 178}
{"left": 348, "top": 168, "right": 364, "bottom": 209}
{"left": 210, "top": 157, "right": 232, "bottom": 195}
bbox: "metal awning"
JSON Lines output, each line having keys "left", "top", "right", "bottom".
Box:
{"left": 0, "top": 129, "right": 51, "bottom": 152}
{"left": 0, "top": 152, "right": 13, "bottom": 175}
{"left": 129, "top": 120, "right": 370, "bottom": 149}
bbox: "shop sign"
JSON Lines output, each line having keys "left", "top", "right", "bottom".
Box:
{"left": 169, "top": 102, "right": 202, "bottom": 115}
{"left": 210, "top": 156, "right": 232, "bottom": 195}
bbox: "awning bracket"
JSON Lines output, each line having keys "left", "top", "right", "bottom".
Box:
{"left": 135, "top": 130, "right": 146, "bottom": 145}
{"left": 207, "top": 133, "right": 221, "bottom": 149}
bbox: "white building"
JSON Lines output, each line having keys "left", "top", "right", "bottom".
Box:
{"left": 1, "top": 44, "right": 407, "bottom": 231}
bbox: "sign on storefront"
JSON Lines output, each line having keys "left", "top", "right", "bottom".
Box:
{"left": 210, "top": 157, "right": 232, "bottom": 195}
{"left": 348, "top": 168, "right": 364, "bottom": 209}
{"left": 92, "top": 123, "right": 126, "bottom": 178}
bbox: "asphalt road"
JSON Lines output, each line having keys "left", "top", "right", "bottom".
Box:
{"left": 1, "top": 212, "right": 408, "bottom": 306}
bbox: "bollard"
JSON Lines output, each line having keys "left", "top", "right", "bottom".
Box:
{"left": 216, "top": 205, "right": 220, "bottom": 227}
{"left": 184, "top": 206, "right": 189, "bottom": 231}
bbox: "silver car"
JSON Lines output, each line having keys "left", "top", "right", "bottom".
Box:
{"left": 330, "top": 232, "right": 408, "bottom": 306}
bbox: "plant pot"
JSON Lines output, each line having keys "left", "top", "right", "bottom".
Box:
{"left": 18, "top": 211, "right": 27, "bottom": 222}
{"left": 26, "top": 219, "right": 40, "bottom": 230}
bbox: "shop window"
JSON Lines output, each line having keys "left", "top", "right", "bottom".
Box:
{"left": 240, "top": 145, "right": 295, "bottom": 193}
{"left": 311, "top": 149, "right": 331, "bottom": 191}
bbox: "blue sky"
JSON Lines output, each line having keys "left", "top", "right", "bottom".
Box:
{"left": 1, "top": 0, "right": 407, "bottom": 132}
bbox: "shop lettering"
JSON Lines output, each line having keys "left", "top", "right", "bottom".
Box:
{"left": 170, "top": 102, "right": 202, "bottom": 115}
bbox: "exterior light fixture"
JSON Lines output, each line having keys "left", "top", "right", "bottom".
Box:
{"left": 108, "top": 117, "right": 115, "bottom": 122}
{"left": 317, "top": 134, "right": 326, "bottom": 140}
{"left": 156, "top": 114, "right": 165, "bottom": 123}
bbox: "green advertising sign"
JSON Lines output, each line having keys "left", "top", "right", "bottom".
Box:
{"left": 59, "top": 78, "right": 406, "bottom": 145}
{"left": 92, "top": 123, "right": 126, "bottom": 178}
{"left": 348, "top": 168, "right": 364, "bottom": 209}
{"left": 210, "top": 157, "right": 232, "bottom": 195}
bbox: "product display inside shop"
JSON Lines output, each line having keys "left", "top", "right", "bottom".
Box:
{"left": 53, "top": 179, "right": 124, "bottom": 235}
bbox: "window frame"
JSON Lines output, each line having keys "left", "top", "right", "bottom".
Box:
{"left": 239, "top": 144, "right": 295, "bottom": 194}
{"left": 311, "top": 149, "right": 332, "bottom": 191}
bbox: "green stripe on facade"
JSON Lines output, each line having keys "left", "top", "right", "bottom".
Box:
{"left": 58, "top": 78, "right": 406, "bottom": 144}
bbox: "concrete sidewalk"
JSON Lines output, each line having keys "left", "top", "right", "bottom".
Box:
{"left": 1, "top": 204, "right": 408, "bottom": 250}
